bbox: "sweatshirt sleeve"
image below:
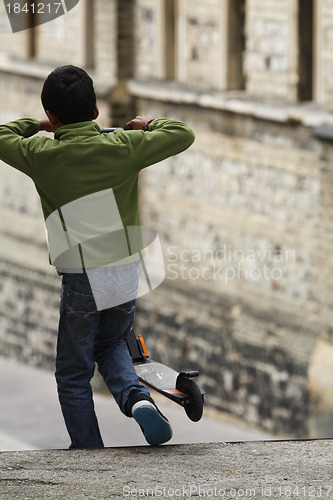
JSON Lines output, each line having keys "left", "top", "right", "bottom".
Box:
{"left": 0, "top": 118, "right": 41, "bottom": 177}
{"left": 124, "top": 118, "right": 195, "bottom": 171}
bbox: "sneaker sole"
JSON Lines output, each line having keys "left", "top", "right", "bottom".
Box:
{"left": 132, "top": 405, "right": 173, "bottom": 446}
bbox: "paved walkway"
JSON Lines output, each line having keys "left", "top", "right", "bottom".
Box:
{"left": 0, "top": 440, "right": 332, "bottom": 499}
{"left": 0, "top": 357, "right": 273, "bottom": 451}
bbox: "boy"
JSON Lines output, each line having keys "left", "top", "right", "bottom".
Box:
{"left": 0, "top": 65, "right": 195, "bottom": 448}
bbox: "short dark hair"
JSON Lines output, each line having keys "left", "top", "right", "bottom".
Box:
{"left": 41, "top": 65, "right": 96, "bottom": 125}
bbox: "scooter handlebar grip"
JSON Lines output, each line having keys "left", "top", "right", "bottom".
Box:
{"left": 101, "top": 125, "right": 133, "bottom": 133}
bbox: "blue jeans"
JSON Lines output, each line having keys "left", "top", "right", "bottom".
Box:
{"left": 55, "top": 271, "right": 149, "bottom": 449}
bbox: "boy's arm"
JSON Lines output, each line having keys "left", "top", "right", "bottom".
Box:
{"left": 124, "top": 117, "right": 195, "bottom": 170}
{"left": 0, "top": 117, "right": 41, "bottom": 176}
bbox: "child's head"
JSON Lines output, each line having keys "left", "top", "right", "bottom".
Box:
{"left": 41, "top": 65, "right": 97, "bottom": 125}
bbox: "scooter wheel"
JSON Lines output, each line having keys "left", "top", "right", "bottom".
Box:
{"left": 178, "top": 379, "right": 204, "bottom": 422}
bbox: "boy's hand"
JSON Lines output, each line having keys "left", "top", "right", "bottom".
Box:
{"left": 126, "top": 115, "right": 154, "bottom": 131}
{"left": 39, "top": 119, "right": 54, "bottom": 133}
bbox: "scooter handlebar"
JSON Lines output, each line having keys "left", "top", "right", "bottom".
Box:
{"left": 101, "top": 124, "right": 133, "bottom": 133}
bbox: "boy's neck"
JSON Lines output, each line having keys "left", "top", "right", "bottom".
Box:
{"left": 46, "top": 105, "right": 99, "bottom": 132}
{"left": 46, "top": 111, "right": 64, "bottom": 132}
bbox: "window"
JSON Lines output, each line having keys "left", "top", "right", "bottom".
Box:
{"left": 298, "top": 0, "right": 313, "bottom": 101}
{"left": 227, "top": 0, "right": 245, "bottom": 90}
{"left": 164, "top": 0, "right": 176, "bottom": 80}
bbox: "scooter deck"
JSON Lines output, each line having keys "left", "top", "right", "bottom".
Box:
{"left": 133, "top": 358, "right": 188, "bottom": 403}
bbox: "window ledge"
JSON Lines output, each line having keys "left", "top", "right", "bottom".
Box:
{"left": 128, "top": 79, "right": 333, "bottom": 129}
{"left": 0, "top": 54, "right": 53, "bottom": 80}
{"left": 0, "top": 54, "right": 115, "bottom": 97}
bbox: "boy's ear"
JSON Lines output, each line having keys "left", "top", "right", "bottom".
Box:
{"left": 93, "top": 104, "right": 99, "bottom": 120}
{"left": 46, "top": 110, "right": 63, "bottom": 131}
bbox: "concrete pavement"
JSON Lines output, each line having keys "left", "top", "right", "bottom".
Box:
{"left": 0, "top": 356, "right": 274, "bottom": 451}
{"left": 0, "top": 440, "right": 332, "bottom": 499}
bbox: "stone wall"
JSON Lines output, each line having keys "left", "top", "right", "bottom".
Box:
{"left": 130, "top": 96, "right": 327, "bottom": 437}
{"left": 134, "top": 0, "right": 159, "bottom": 80}
{"left": 244, "top": 0, "right": 298, "bottom": 101}
{"left": 177, "top": 0, "right": 229, "bottom": 91}
{"left": 133, "top": 0, "right": 237, "bottom": 91}
{"left": 135, "top": 280, "right": 314, "bottom": 437}
{"left": 0, "top": 260, "right": 58, "bottom": 370}
{"left": 94, "top": 0, "right": 117, "bottom": 81}
{"left": 0, "top": 0, "right": 333, "bottom": 438}
{"left": 316, "top": 0, "right": 333, "bottom": 108}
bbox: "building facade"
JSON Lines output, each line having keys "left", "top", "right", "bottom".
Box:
{"left": 0, "top": 0, "right": 333, "bottom": 438}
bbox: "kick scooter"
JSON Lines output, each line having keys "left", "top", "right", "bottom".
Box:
{"left": 126, "top": 330, "right": 205, "bottom": 422}
{"left": 101, "top": 126, "right": 205, "bottom": 422}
